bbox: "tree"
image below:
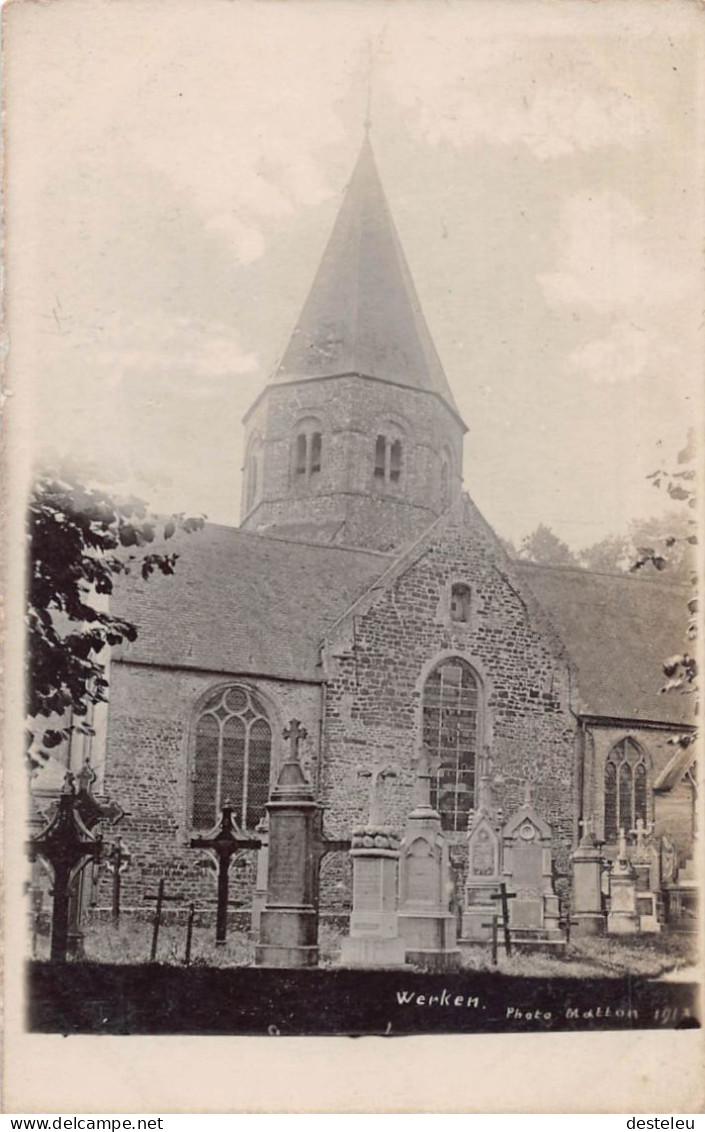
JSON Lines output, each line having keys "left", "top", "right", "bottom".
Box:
{"left": 578, "top": 534, "right": 631, "bottom": 574}
{"left": 517, "top": 524, "right": 578, "bottom": 568}
{"left": 630, "top": 430, "right": 698, "bottom": 747}
{"left": 27, "top": 464, "right": 204, "bottom": 766}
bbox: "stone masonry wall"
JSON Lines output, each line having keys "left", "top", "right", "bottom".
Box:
{"left": 318, "top": 501, "right": 579, "bottom": 907}
{"left": 240, "top": 376, "right": 464, "bottom": 550}
{"left": 100, "top": 661, "right": 323, "bottom": 916}
{"left": 585, "top": 722, "right": 694, "bottom": 858}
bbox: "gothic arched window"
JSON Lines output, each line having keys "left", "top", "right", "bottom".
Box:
{"left": 192, "top": 685, "right": 272, "bottom": 832}
{"left": 422, "top": 658, "right": 480, "bottom": 832}
{"left": 603, "top": 737, "right": 650, "bottom": 842}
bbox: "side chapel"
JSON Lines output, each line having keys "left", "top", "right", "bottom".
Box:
{"left": 35, "top": 136, "right": 697, "bottom": 921}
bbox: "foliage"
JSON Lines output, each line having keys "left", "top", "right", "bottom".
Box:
{"left": 517, "top": 523, "right": 578, "bottom": 568}
{"left": 27, "top": 464, "right": 204, "bottom": 765}
{"left": 630, "top": 430, "right": 698, "bottom": 744}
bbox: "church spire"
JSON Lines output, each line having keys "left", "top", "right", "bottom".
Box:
{"left": 270, "top": 137, "right": 463, "bottom": 422}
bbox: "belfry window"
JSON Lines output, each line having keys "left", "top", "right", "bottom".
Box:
{"left": 603, "top": 737, "right": 650, "bottom": 842}
{"left": 373, "top": 434, "right": 403, "bottom": 484}
{"left": 422, "top": 659, "right": 480, "bottom": 832}
{"left": 192, "top": 685, "right": 272, "bottom": 832}
{"left": 293, "top": 427, "right": 323, "bottom": 481}
{"left": 440, "top": 460, "right": 450, "bottom": 509}
{"left": 246, "top": 457, "right": 258, "bottom": 510}
{"left": 374, "top": 435, "right": 386, "bottom": 478}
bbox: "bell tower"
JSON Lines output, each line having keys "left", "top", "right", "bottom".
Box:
{"left": 240, "top": 136, "right": 466, "bottom": 552}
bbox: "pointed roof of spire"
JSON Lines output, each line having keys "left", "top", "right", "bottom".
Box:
{"left": 270, "top": 137, "right": 463, "bottom": 421}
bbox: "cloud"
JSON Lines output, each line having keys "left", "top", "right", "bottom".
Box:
{"left": 384, "top": 30, "right": 656, "bottom": 159}
{"left": 568, "top": 322, "right": 660, "bottom": 384}
{"left": 78, "top": 313, "right": 259, "bottom": 391}
{"left": 539, "top": 191, "right": 694, "bottom": 313}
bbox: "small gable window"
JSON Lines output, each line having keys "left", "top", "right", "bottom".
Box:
{"left": 292, "top": 423, "right": 323, "bottom": 482}
{"left": 450, "top": 583, "right": 472, "bottom": 623}
{"left": 604, "top": 737, "right": 650, "bottom": 842}
{"left": 192, "top": 685, "right": 272, "bottom": 832}
{"left": 374, "top": 433, "right": 404, "bottom": 485}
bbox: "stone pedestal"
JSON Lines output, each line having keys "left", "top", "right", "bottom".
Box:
{"left": 501, "top": 786, "right": 565, "bottom": 945}
{"left": 606, "top": 859, "right": 640, "bottom": 934}
{"left": 339, "top": 837, "right": 407, "bottom": 968}
{"left": 398, "top": 805, "right": 460, "bottom": 972}
{"left": 570, "top": 828, "right": 605, "bottom": 936}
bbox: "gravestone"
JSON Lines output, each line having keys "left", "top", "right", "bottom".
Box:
{"left": 570, "top": 816, "right": 606, "bottom": 936}
{"left": 250, "top": 815, "right": 269, "bottom": 935}
{"left": 630, "top": 819, "right": 661, "bottom": 933}
{"left": 255, "top": 720, "right": 349, "bottom": 967}
{"left": 255, "top": 720, "right": 320, "bottom": 967}
{"left": 606, "top": 829, "right": 640, "bottom": 934}
{"left": 339, "top": 761, "right": 407, "bottom": 968}
{"left": 461, "top": 750, "right": 504, "bottom": 943}
{"left": 397, "top": 745, "right": 460, "bottom": 971}
{"left": 502, "top": 782, "right": 563, "bottom": 945}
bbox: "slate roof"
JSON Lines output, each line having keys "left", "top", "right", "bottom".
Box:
{"left": 112, "top": 518, "right": 694, "bottom": 728}
{"left": 111, "top": 524, "right": 389, "bottom": 681}
{"left": 514, "top": 560, "right": 694, "bottom": 726}
{"left": 270, "top": 137, "right": 463, "bottom": 421}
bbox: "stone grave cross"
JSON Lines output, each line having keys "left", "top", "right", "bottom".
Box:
{"left": 358, "top": 761, "right": 398, "bottom": 827}
{"left": 411, "top": 744, "right": 441, "bottom": 811}
{"left": 283, "top": 719, "right": 307, "bottom": 763}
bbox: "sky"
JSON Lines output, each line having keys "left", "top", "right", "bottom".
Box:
{"left": 7, "top": 0, "right": 703, "bottom": 550}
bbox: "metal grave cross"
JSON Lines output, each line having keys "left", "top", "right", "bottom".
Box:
{"left": 27, "top": 774, "right": 102, "bottom": 962}
{"left": 490, "top": 882, "right": 516, "bottom": 958}
{"left": 190, "top": 801, "right": 261, "bottom": 945}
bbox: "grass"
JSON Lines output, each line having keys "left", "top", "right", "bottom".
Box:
{"left": 33, "top": 917, "right": 698, "bottom": 979}
{"left": 458, "top": 931, "right": 698, "bottom": 979}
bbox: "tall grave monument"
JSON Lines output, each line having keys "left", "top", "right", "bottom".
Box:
{"left": 339, "top": 761, "right": 406, "bottom": 968}
{"left": 397, "top": 745, "right": 460, "bottom": 970}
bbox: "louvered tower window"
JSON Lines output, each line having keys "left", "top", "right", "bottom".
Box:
{"left": 192, "top": 686, "right": 272, "bottom": 832}
{"left": 293, "top": 428, "right": 323, "bottom": 480}
{"left": 422, "top": 659, "right": 480, "bottom": 832}
{"left": 603, "top": 737, "right": 650, "bottom": 842}
{"left": 373, "top": 434, "right": 403, "bottom": 484}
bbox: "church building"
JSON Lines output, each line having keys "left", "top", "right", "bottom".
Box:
{"left": 47, "top": 137, "right": 697, "bottom": 922}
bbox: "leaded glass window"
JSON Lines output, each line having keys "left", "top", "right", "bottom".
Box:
{"left": 422, "top": 659, "right": 480, "bottom": 832}
{"left": 603, "top": 737, "right": 650, "bottom": 842}
{"left": 192, "top": 685, "right": 272, "bottom": 831}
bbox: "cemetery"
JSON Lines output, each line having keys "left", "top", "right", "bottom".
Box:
{"left": 25, "top": 718, "right": 698, "bottom": 1032}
